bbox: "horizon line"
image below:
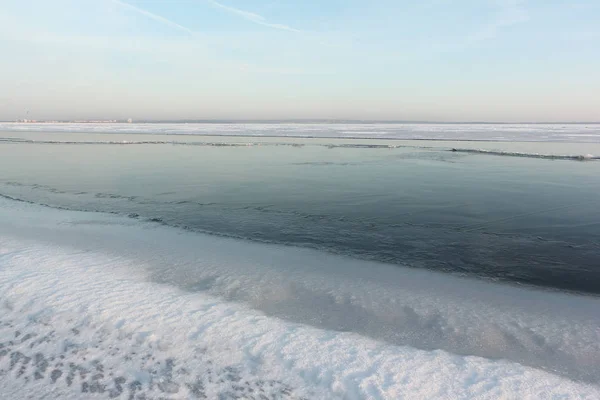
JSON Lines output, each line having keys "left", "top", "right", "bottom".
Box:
{"left": 2, "top": 119, "right": 600, "bottom": 125}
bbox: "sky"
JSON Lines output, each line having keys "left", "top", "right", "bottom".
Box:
{"left": 0, "top": 0, "right": 599, "bottom": 122}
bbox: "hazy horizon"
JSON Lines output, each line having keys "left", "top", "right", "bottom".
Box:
{"left": 1, "top": 0, "right": 599, "bottom": 122}
{"left": 3, "top": 119, "right": 600, "bottom": 124}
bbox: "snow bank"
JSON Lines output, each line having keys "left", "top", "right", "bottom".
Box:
{"left": 1, "top": 198, "right": 599, "bottom": 399}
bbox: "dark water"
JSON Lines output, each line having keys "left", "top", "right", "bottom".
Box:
{"left": 1, "top": 131, "right": 599, "bottom": 294}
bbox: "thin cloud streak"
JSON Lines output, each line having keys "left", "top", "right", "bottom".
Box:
{"left": 112, "top": 0, "right": 195, "bottom": 35}
{"left": 468, "top": 0, "right": 529, "bottom": 43}
{"left": 207, "top": 0, "right": 301, "bottom": 33}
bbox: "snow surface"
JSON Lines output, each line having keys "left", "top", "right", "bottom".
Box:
{"left": 1, "top": 122, "right": 600, "bottom": 143}
{"left": 1, "top": 198, "right": 600, "bottom": 399}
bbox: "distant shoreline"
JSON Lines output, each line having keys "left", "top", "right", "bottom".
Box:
{"left": 2, "top": 120, "right": 600, "bottom": 125}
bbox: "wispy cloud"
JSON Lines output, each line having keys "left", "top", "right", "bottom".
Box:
{"left": 111, "top": 0, "right": 195, "bottom": 35}
{"left": 468, "top": 0, "right": 529, "bottom": 43}
{"left": 207, "top": 0, "right": 301, "bottom": 33}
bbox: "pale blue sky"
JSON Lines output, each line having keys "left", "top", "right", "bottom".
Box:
{"left": 1, "top": 0, "right": 599, "bottom": 121}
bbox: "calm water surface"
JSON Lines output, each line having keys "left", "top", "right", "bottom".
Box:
{"left": 1, "top": 130, "right": 599, "bottom": 294}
